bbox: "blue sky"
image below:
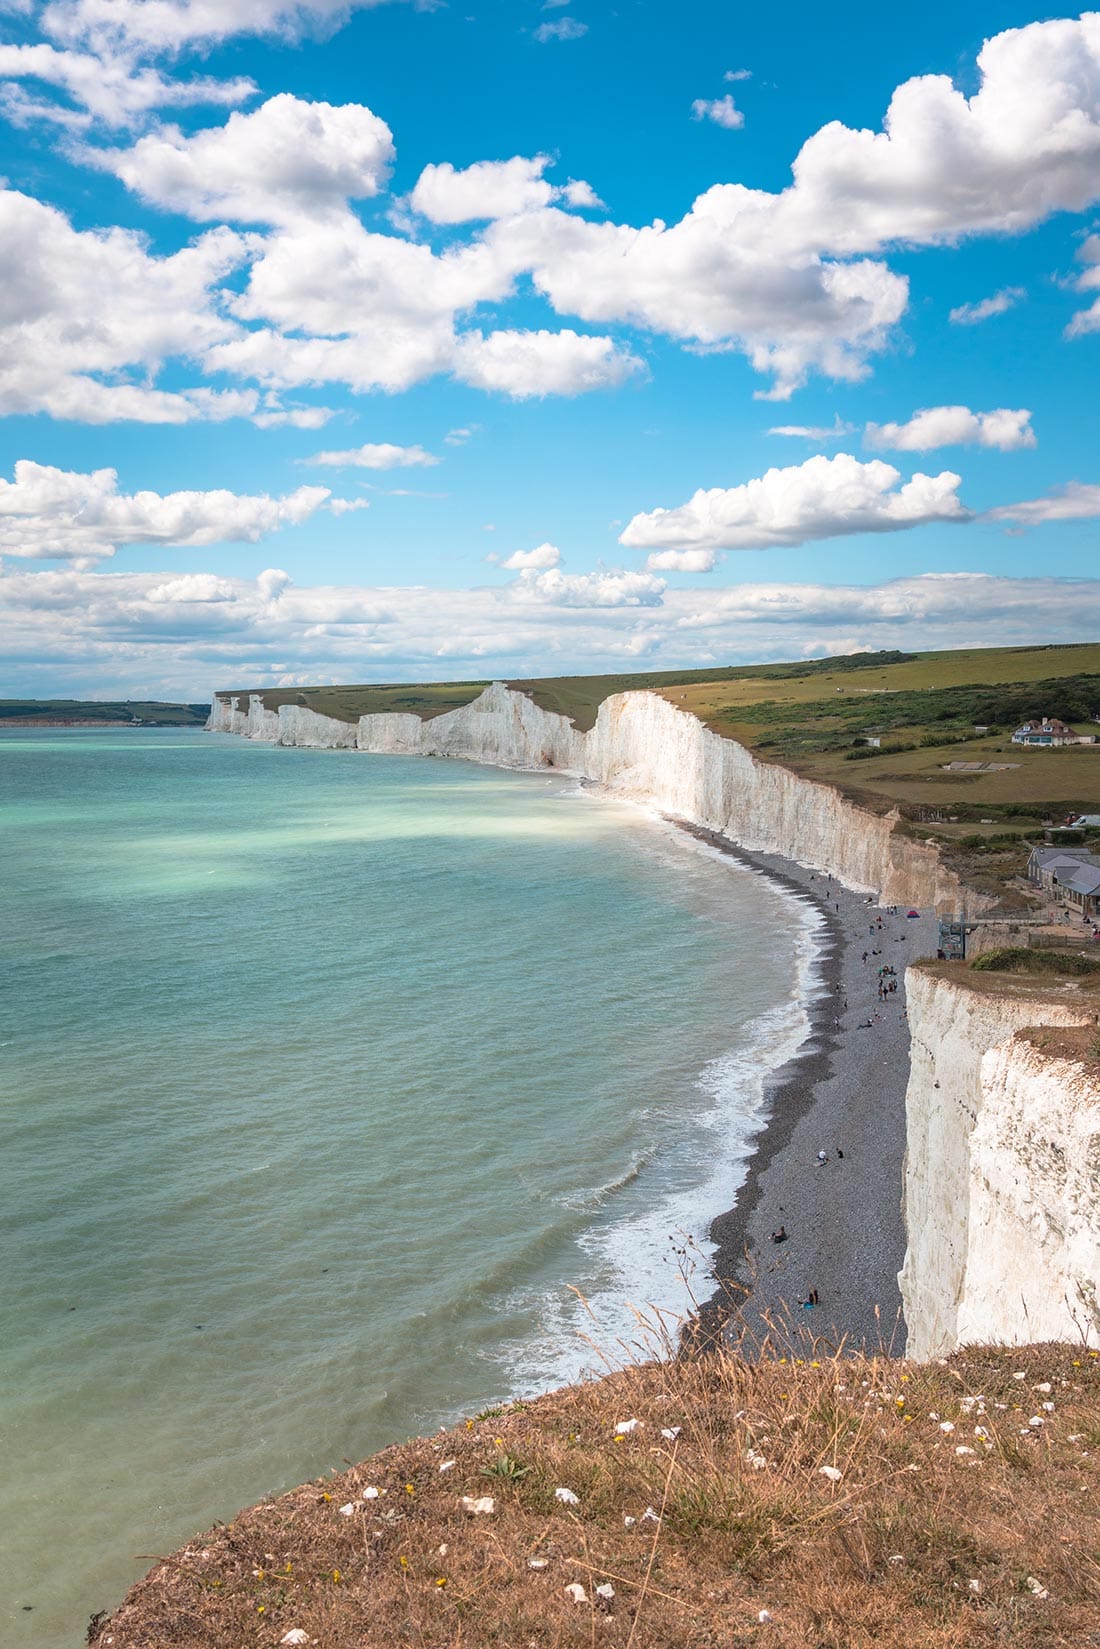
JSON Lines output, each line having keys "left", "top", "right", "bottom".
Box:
{"left": 1, "top": 0, "right": 1099, "bottom": 696}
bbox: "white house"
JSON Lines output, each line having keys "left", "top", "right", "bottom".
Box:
{"left": 1011, "top": 717, "right": 1096, "bottom": 747}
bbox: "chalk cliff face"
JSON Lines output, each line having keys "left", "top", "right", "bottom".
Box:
{"left": 209, "top": 683, "right": 1098, "bottom": 1358}
{"left": 900, "top": 968, "right": 1100, "bottom": 1358}
{"left": 208, "top": 683, "right": 969, "bottom": 911}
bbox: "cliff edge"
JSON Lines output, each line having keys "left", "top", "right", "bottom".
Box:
{"left": 901, "top": 964, "right": 1100, "bottom": 1359}
{"left": 208, "top": 682, "right": 971, "bottom": 913}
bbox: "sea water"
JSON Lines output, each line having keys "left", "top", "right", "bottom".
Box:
{"left": 0, "top": 728, "right": 815, "bottom": 1646}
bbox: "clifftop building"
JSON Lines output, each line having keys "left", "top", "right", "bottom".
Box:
{"left": 1011, "top": 717, "right": 1096, "bottom": 747}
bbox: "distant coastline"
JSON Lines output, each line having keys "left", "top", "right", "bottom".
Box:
{"left": 0, "top": 700, "right": 209, "bottom": 728}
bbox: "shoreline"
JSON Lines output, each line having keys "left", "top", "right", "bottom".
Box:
{"left": 673, "top": 823, "right": 936, "bottom": 1356}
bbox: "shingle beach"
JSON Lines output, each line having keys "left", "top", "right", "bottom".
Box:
{"left": 679, "top": 825, "right": 937, "bottom": 1356}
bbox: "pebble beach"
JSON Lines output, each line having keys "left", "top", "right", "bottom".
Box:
{"left": 680, "top": 826, "right": 938, "bottom": 1355}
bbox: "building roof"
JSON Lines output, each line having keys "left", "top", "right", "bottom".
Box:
{"left": 1029, "top": 845, "right": 1100, "bottom": 872}
{"left": 1062, "top": 866, "right": 1100, "bottom": 898}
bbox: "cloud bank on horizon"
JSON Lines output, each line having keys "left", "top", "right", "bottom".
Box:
{"left": 0, "top": 1, "right": 1098, "bottom": 695}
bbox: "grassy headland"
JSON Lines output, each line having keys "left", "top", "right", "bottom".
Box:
{"left": 89, "top": 1339, "right": 1100, "bottom": 1648}
{"left": 0, "top": 698, "right": 209, "bottom": 726}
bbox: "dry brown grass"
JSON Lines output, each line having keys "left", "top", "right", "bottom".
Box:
{"left": 90, "top": 1338, "right": 1100, "bottom": 1649}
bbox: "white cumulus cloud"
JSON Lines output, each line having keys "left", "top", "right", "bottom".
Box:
{"left": 619, "top": 453, "right": 969, "bottom": 556}
{"left": 86, "top": 95, "right": 395, "bottom": 222}
{"left": 408, "top": 155, "right": 602, "bottom": 223}
{"left": 39, "top": 0, "right": 421, "bottom": 55}
{"left": 500, "top": 542, "right": 562, "bottom": 570}
{"left": 410, "top": 155, "right": 556, "bottom": 224}
{"left": 691, "top": 94, "right": 744, "bottom": 130}
{"left": 306, "top": 442, "right": 439, "bottom": 469}
{"left": 511, "top": 566, "right": 665, "bottom": 606}
{"left": 452, "top": 329, "right": 642, "bottom": 397}
{"left": 0, "top": 40, "right": 255, "bottom": 126}
{"left": 0, "top": 458, "right": 332, "bottom": 563}
{"left": 865, "top": 406, "right": 1035, "bottom": 452}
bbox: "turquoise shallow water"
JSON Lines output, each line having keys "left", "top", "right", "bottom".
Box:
{"left": 0, "top": 728, "right": 813, "bottom": 1646}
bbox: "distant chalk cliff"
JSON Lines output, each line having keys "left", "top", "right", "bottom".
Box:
{"left": 208, "top": 681, "right": 969, "bottom": 913}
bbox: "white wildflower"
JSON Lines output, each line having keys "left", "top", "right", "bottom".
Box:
{"left": 968, "top": 1579, "right": 981, "bottom": 1595}
{"left": 564, "top": 1582, "right": 588, "bottom": 1604}
{"left": 438, "top": 1544, "right": 448, "bottom": 1557}
{"left": 1035, "top": 1382, "right": 1052, "bottom": 1394}
{"left": 974, "top": 1426, "right": 989, "bottom": 1439}
{"left": 939, "top": 1421, "right": 955, "bottom": 1433}
{"left": 1068, "top": 1433, "right": 1085, "bottom": 1442}
{"left": 1026, "top": 1576, "right": 1049, "bottom": 1599}
{"left": 660, "top": 1426, "right": 682, "bottom": 1441}
{"left": 955, "top": 1446, "right": 976, "bottom": 1456}
{"left": 819, "top": 1465, "right": 842, "bottom": 1482}
{"left": 527, "top": 1558, "right": 548, "bottom": 1570}
{"left": 459, "top": 1495, "right": 496, "bottom": 1515}
{"left": 623, "top": 1515, "right": 636, "bottom": 1528}
{"left": 642, "top": 1506, "right": 661, "bottom": 1522}
{"left": 1012, "top": 1371, "right": 1026, "bottom": 1380}
{"left": 929, "top": 1412, "right": 940, "bottom": 1422}
{"left": 888, "top": 1555, "right": 905, "bottom": 1564}
{"left": 338, "top": 1502, "right": 357, "bottom": 1517}
{"left": 438, "top": 1460, "right": 456, "bottom": 1473}
{"left": 555, "top": 1487, "right": 580, "bottom": 1505}
{"left": 1042, "top": 1401, "right": 1055, "bottom": 1412}
{"left": 363, "top": 1486, "right": 380, "bottom": 1499}
{"left": 615, "top": 1419, "right": 640, "bottom": 1435}
{"left": 745, "top": 1450, "right": 768, "bottom": 1470}
{"left": 596, "top": 1582, "right": 615, "bottom": 1600}
{"left": 758, "top": 1608, "right": 773, "bottom": 1623}
{"left": 1028, "top": 1416, "right": 1045, "bottom": 1428}
{"left": 281, "top": 1633, "right": 310, "bottom": 1647}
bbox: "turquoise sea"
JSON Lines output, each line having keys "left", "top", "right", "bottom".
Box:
{"left": 0, "top": 728, "right": 815, "bottom": 1646}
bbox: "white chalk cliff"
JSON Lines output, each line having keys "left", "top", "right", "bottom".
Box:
{"left": 900, "top": 967, "right": 1100, "bottom": 1357}
{"left": 208, "top": 681, "right": 1099, "bottom": 1356}
{"left": 207, "top": 682, "right": 969, "bottom": 912}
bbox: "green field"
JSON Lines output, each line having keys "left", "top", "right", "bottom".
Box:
{"left": 0, "top": 699, "right": 210, "bottom": 725}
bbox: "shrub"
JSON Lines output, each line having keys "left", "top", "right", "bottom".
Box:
{"left": 971, "top": 947, "right": 1100, "bottom": 976}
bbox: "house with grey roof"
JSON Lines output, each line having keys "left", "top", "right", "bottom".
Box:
{"left": 1027, "top": 845, "right": 1100, "bottom": 917}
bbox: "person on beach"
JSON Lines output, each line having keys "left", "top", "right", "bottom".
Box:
{"left": 771, "top": 1225, "right": 787, "bottom": 1243}
{"left": 816, "top": 1150, "right": 828, "bottom": 1165}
